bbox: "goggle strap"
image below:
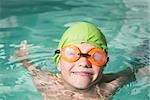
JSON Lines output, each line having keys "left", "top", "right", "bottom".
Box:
{"left": 107, "top": 57, "right": 109, "bottom": 62}
{"left": 54, "top": 50, "right": 60, "bottom": 55}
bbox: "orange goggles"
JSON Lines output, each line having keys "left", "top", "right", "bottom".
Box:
{"left": 55, "top": 45, "right": 108, "bottom": 67}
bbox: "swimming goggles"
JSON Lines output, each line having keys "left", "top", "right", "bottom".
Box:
{"left": 55, "top": 45, "right": 108, "bottom": 67}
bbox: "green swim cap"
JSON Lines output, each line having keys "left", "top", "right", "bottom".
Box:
{"left": 54, "top": 22, "right": 107, "bottom": 65}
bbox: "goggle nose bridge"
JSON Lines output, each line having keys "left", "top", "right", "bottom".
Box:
{"left": 78, "top": 53, "right": 91, "bottom": 57}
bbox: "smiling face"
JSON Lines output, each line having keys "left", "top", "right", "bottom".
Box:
{"left": 58, "top": 43, "right": 105, "bottom": 89}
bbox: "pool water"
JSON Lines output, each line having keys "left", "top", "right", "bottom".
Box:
{"left": 0, "top": 0, "right": 150, "bottom": 100}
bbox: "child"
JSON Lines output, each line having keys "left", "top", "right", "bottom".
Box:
{"left": 14, "top": 22, "right": 150, "bottom": 100}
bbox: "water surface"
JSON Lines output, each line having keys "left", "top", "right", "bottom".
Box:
{"left": 0, "top": 0, "right": 150, "bottom": 100}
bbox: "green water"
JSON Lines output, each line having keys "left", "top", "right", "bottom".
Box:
{"left": 0, "top": 0, "right": 150, "bottom": 100}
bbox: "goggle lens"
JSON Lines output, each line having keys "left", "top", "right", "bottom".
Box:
{"left": 63, "top": 47, "right": 78, "bottom": 59}
{"left": 92, "top": 52, "right": 103, "bottom": 62}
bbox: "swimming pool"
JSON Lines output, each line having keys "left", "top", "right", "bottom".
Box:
{"left": 0, "top": 0, "right": 150, "bottom": 100}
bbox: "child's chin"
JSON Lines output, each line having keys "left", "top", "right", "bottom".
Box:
{"left": 70, "top": 80, "right": 91, "bottom": 89}
{"left": 73, "top": 85, "right": 89, "bottom": 90}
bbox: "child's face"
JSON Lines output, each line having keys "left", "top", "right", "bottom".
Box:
{"left": 58, "top": 43, "right": 104, "bottom": 89}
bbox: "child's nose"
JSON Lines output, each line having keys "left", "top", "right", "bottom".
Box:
{"left": 77, "top": 57, "right": 92, "bottom": 68}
